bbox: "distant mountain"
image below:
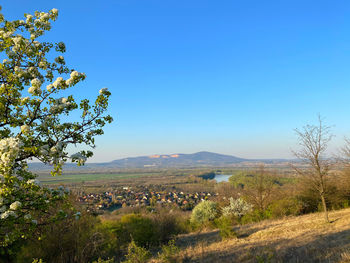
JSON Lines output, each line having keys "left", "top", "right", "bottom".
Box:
{"left": 28, "top": 151, "right": 292, "bottom": 171}
{"left": 109, "top": 151, "right": 248, "bottom": 168}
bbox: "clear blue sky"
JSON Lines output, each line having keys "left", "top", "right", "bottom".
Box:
{"left": 3, "top": 1, "right": 350, "bottom": 161}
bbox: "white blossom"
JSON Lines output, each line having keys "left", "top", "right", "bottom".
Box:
{"left": 20, "top": 124, "right": 30, "bottom": 133}
{"left": 71, "top": 152, "right": 87, "bottom": 165}
{"left": 53, "top": 77, "right": 64, "bottom": 88}
{"left": 9, "top": 201, "right": 21, "bottom": 210}
{"left": 1, "top": 210, "right": 16, "bottom": 220}
{"left": 70, "top": 71, "right": 79, "bottom": 78}
{"left": 46, "top": 84, "right": 54, "bottom": 91}
{"left": 21, "top": 97, "right": 30, "bottom": 104}
{"left": 99, "top": 88, "right": 108, "bottom": 95}
{"left": 27, "top": 179, "right": 40, "bottom": 186}
{"left": 222, "top": 197, "right": 252, "bottom": 218}
{"left": 28, "top": 85, "right": 41, "bottom": 95}
{"left": 31, "top": 78, "right": 42, "bottom": 88}
{"left": 0, "top": 138, "right": 20, "bottom": 168}
{"left": 25, "top": 14, "right": 33, "bottom": 24}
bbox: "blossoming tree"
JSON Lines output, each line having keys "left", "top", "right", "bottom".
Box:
{"left": 0, "top": 6, "right": 112, "bottom": 253}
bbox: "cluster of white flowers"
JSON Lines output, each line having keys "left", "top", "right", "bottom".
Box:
{"left": 52, "top": 77, "right": 65, "bottom": 88}
{"left": 28, "top": 78, "right": 42, "bottom": 95}
{"left": 0, "top": 138, "right": 20, "bottom": 169}
{"left": 0, "top": 210, "right": 16, "bottom": 220}
{"left": 21, "top": 97, "right": 30, "bottom": 104}
{"left": 99, "top": 87, "right": 109, "bottom": 95}
{"left": 55, "top": 55, "right": 64, "bottom": 64}
{"left": 222, "top": 197, "right": 252, "bottom": 218}
{"left": 0, "top": 29, "right": 14, "bottom": 39}
{"left": 39, "top": 142, "right": 67, "bottom": 166}
{"left": 24, "top": 9, "right": 59, "bottom": 40}
{"left": 39, "top": 60, "right": 48, "bottom": 69}
{"left": 65, "top": 70, "right": 83, "bottom": 87}
{"left": 20, "top": 124, "right": 30, "bottom": 134}
{"left": 9, "top": 201, "right": 21, "bottom": 210}
{"left": 49, "top": 97, "right": 71, "bottom": 113}
{"left": 71, "top": 152, "right": 87, "bottom": 165}
{"left": 27, "top": 179, "right": 41, "bottom": 186}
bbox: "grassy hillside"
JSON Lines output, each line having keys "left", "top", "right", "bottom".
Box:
{"left": 166, "top": 208, "right": 350, "bottom": 263}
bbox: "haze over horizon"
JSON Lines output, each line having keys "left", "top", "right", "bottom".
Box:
{"left": 4, "top": 0, "right": 350, "bottom": 162}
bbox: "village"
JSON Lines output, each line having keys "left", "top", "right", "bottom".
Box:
{"left": 77, "top": 186, "right": 217, "bottom": 213}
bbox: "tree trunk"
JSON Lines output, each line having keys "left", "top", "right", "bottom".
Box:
{"left": 320, "top": 194, "right": 329, "bottom": 223}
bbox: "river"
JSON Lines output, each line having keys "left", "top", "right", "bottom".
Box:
{"left": 213, "top": 174, "right": 231, "bottom": 183}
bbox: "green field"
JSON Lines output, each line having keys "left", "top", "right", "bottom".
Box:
{"left": 37, "top": 172, "right": 155, "bottom": 184}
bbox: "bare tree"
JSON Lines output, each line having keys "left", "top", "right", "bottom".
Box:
{"left": 232, "top": 165, "right": 276, "bottom": 211}
{"left": 293, "top": 116, "right": 333, "bottom": 223}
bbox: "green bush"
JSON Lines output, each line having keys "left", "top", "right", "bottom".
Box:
{"left": 110, "top": 214, "right": 156, "bottom": 248}
{"left": 105, "top": 211, "right": 188, "bottom": 250}
{"left": 158, "top": 240, "right": 180, "bottom": 263}
{"left": 149, "top": 210, "right": 189, "bottom": 243}
{"left": 122, "top": 240, "right": 151, "bottom": 263}
{"left": 214, "top": 216, "right": 236, "bottom": 239}
{"left": 190, "top": 201, "right": 218, "bottom": 226}
{"left": 268, "top": 198, "right": 302, "bottom": 218}
{"left": 17, "top": 212, "right": 117, "bottom": 263}
{"left": 240, "top": 209, "right": 271, "bottom": 224}
{"left": 92, "top": 258, "right": 114, "bottom": 263}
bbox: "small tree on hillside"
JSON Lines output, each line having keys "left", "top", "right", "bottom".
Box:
{"left": 293, "top": 116, "right": 333, "bottom": 223}
{"left": 0, "top": 5, "right": 112, "bottom": 257}
{"left": 222, "top": 197, "right": 252, "bottom": 219}
{"left": 190, "top": 200, "right": 218, "bottom": 226}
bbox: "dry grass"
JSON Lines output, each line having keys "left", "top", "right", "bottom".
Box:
{"left": 154, "top": 208, "right": 350, "bottom": 262}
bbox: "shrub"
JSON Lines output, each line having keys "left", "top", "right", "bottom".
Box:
{"left": 222, "top": 197, "right": 252, "bottom": 219}
{"left": 17, "top": 210, "right": 117, "bottom": 263}
{"left": 158, "top": 240, "right": 180, "bottom": 263}
{"left": 92, "top": 258, "right": 114, "bottom": 263}
{"left": 111, "top": 214, "right": 156, "bottom": 248}
{"left": 149, "top": 210, "right": 189, "bottom": 243}
{"left": 214, "top": 216, "right": 236, "bottom": 239}
{"left": 190, "top": 201, "right": 218, "bottom": 226}
{"left": 268, "top": 198, "right": 302, "bottom": 218}
{"left": 122, "top": 240, "right": 151, "bottom": 263}
{"left": 240, "top": 209, "right": 271, "bottom": 224}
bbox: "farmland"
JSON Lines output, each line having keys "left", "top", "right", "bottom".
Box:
{"left": 37, "top": 172, "right": 157, "bottom": 184}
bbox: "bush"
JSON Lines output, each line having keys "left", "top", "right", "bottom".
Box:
{"left": 158, "top": 240, "right": 180, "bottom": 263}
{"left": 190, "top": 201, "right": 218, "bottom": 226}
{"left": 222, "top": 197, "right": 252, "bottom": 219}
{"left": 110, "top": 214, "right": 156, "bottom": 248}
{"left": 105, "top": 211, "right": 189, "bottom": 250}
{"left": 122, "top": 240, "right": 151, "bottom": 263}
{"left": 268, "top": 198, "right": 302, "bottom": 218}
{"left": 214, "top": 216, "right": 236, "bottom": 239}
{"left": 240, "top": 209, "right": 271, "bottom": 224}
{"left": 17, "top": 211, "right": 117, "bottom": 263}
{"left": 149, "top": 210, "right": 189, "bottom": 243}
{"left": 92, "top": 258, "right": 114, "bottom": 263}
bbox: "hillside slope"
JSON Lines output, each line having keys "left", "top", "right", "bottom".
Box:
{"left": 171, "top": 208, "right": 350, "bottom": 263}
